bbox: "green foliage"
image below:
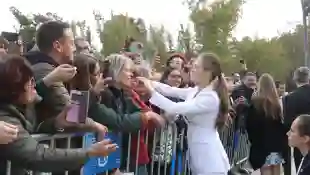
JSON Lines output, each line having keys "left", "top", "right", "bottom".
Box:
{"left": 98, "top": 13, "right": 169, "bottom": 70}
{"left": 189, "top": 0, "right": 243, "bottom": 57}
{"left": 235, "top": 37, "right": 288, "bottom": 80}
{"left": 148, "top": 25, "right": 169, "bottom": 70}
{"left": 9, "top": 5, "right": 309, "bottom": 81}
{"left": 231, "top": 24, "right": 309, "bottom": 81}
{"left": 277, "top": 24, "right": 305, "bottom": 68}
{"left": 10, "top": 6, "right": 83, "bottom": 43}
{"left": 99, "top": 14, "right": 147, "bottom": 56}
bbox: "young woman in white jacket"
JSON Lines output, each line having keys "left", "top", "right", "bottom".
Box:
{"left": 138, "top": 52, "right": 230, "bottom": 175}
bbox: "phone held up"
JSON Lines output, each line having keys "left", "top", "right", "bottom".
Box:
{"left": 1, "top": 32, "right": 19, "bottom": 42}
{"left": 66, "top": 90, "right": 90, "bottom": 123}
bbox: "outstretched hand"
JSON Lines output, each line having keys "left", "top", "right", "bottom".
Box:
{"left": 144, "top": 111, "right": 165, "bottom": 127}
{"left": 136, "top": 77, "right": 154, "bottom": 93}
{"left": 92, "top": 74, "right": 113, "bottom": 95}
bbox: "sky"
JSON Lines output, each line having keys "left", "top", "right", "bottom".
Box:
{"left": 0, "top": 0, "right": 303, "bottom": 48}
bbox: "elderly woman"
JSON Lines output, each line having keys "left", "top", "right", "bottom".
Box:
{"left": 71, "top": 53, "right": 164, "bottom": 132}
{"left": 99, "top": 54, "right": 165, "bottom": 175}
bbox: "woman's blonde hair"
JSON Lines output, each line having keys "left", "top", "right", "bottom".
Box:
{"left": 252, "top": 73, "right": 282, "bottom": 119}
{"left": 104, "top": 54, "right": 133, "bottom": 81}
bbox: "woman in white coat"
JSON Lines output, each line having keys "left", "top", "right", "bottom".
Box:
{"left": 138, "top": 52, "right": 230, "bottom": 175}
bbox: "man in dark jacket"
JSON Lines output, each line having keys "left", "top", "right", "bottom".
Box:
{"left": 231, "top": 72, "right": 257, "bottom": 123}
{"left": 283, "top": 67, "right": 310, "bottom": 175}
{"left": 24, "top": 21, "right": 75, "bottom": 125}
{"left": 231, "top": 72, "right": 257, "bottom": 102}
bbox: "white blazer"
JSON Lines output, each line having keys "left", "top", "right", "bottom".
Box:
{"left": 149, "top": 81, "right": 230, "bottom": 175}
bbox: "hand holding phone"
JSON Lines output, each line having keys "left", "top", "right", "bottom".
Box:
{"left": 66, "top": 90, "right": 89, "bottom": 123}
{"left": 92, "top": 75, "right": 114, "bottom": 94}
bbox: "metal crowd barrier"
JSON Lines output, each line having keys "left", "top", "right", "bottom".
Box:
{"left": 6, "top": 120, "right": 250, "bottom": 175}
{"left": 219, "top": 117, "right": 250, "bottom": 167}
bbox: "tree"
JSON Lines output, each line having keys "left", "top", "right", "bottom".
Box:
{"left": 277, "top": 24, "right": 305, "bottom": 68}
{"left": 176, "top": 24, "right": 197, "bottom": 60}
{"left": 166, "top": 32, "right": 174, "bottom": 52}
{"left": 148, "top": 25, "right": 169, "bottom": 71}
{"left": 234, "top": 37, "right": 289, "bottom": 80}
{"left": 188, "top": 0, "right": 243, "bottom": 58}
{"left": 10, "top": 7, "right": 85, "bottom": 44}
{"left": 10, "top": 7, "right": 36, "bottom": 43}
{"left": 97, "top": 13, "right": 147, "bottom": 56}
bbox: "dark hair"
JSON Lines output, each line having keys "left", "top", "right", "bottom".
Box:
{"left": 160, "top": 67, "right": 182, "bottom": 84}
{"left": 275, "top": 80, "right": 281, "bottom": 88}
{"left": 297, "top": 114, "right": 310, "bottom": 137}
{"left": 200, "top": 52, "right": 229, "bottom": 128}
{"left": 36, "top": 21, "right": 70, "bottom": 52}
{"left": 294, "top": 66, "right": 310, "bottom": 84}
{"left": 166, "top": 53, "right": 186, "bottom": 67}
{"left": 71, "top": 54, "right": 98, "bottom": 91}
{"left": 244, "top": 71, "right": 256, "bottom": 77}
{"left": 100, "top": 59, "right": 111, "bottom": 78}
{"left": 74, "top": 37, "right": 88, "bottom": 53}
{"left": 123, "top": 37, "right": 136, "bottom": 52}
{"left": 0, "top": 54, "right": 33, "bottom": 104}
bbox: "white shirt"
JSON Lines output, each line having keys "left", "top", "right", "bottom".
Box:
{"left": 149, "top": 81, "right": 230, "bottom": 174}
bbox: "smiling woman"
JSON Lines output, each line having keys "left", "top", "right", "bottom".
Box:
{"left": 0, "top": 54, "right": 34, "bottom": 104}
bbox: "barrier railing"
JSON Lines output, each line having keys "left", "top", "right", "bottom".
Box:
{"left": 219, "top": 116, "right": 250, "bottom": 167}
{"left": 5, "top": 120, "right": 250, "bottom": 175}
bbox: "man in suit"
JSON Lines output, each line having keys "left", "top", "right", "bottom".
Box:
{"left": 283, "top": 67, "right": 310, "bottom": 175}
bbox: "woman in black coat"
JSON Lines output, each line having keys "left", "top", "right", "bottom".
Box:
{"left": 245, "top": 74, "right": 287, "bottom": 175}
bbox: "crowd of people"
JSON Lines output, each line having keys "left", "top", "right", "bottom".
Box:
{"left": 1, "top": 20, "right": 310, "bottom": 175}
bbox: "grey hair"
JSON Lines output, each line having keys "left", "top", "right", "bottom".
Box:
{"left": 135, "top": 65, "right": 151, "bottom": 78}
{"left": 294, "top": 66, "right": 310, "bottom": 84}
{"left": 105, "top": 54, "right": 133, "bottom": 81}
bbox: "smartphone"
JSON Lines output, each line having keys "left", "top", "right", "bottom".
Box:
{"left": 1, "top": 32, "right": 19, "bottom": 42}
{"left": 66, "top": 90, "right": 90, "bottom": 123}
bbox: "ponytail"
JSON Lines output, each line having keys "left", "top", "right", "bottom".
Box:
{"left": 214, "top": 74, "right": 230, "bottom": 129}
